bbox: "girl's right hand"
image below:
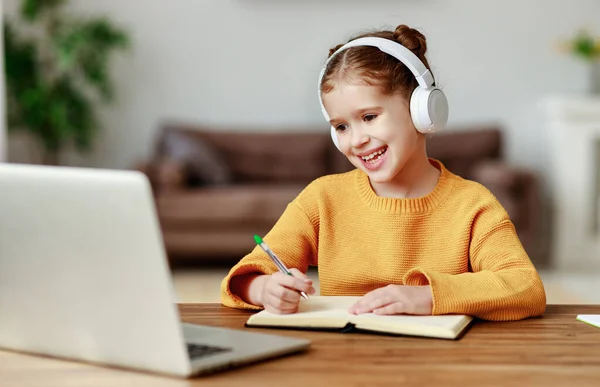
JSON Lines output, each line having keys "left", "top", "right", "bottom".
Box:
{"left": 260, "top": 269, "right": 315, "bottom": 314}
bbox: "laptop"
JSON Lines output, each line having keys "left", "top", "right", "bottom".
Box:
{"left": 0, "top": 162, "right": 310, "bottom": 377}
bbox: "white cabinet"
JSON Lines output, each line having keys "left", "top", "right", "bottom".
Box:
{"left": 544, "top": 96, "right": 600, "bottom": 270}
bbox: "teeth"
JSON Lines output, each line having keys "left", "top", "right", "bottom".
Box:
{"left": 361, "top": 148, "right": 386, "bottom": 161}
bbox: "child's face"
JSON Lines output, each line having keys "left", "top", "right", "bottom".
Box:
{"left": 322, "top": 82, "right": 421, "bottom": 184}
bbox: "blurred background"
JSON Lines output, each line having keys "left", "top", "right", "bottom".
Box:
{"left": 2, "top": 0, "right": 599, "bottom": 303}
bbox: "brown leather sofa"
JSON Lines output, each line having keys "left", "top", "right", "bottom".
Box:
{"left": 137, "top": 123, "right": 543, "bottom": 265}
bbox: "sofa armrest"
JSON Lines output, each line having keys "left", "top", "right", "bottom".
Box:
{"left": 134, "top": 158, "right": 188, "bottom": 193}
{"left": 471, "top": 160, "right": 536, "bottom": 193}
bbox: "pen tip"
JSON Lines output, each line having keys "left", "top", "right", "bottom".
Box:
{"left": 253, "top": 234, "right": 263, "bottom": 244}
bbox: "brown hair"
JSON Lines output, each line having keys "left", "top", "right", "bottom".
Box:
{"left": 320, "top": 24, "right": 432, "bottom": 101}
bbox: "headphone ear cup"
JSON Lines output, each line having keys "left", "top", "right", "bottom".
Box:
{"left": 330, "top": 126, "right": 341, "bottom": 151}
{"left": 410, "top": 87, "right": 449, "bottom": 134}
{"left": 428, "top": 89, "right": 449, "bottom": 132}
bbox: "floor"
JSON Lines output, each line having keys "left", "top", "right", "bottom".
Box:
{"left": 171, "top": 266, "right": 600, "bottom": 304}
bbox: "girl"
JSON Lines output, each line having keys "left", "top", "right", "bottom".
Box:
{"left": 220, "top": 24, "right": 546, "bottom": 321}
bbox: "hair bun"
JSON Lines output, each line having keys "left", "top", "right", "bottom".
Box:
{"left": 393, "top": 24, "right": 427, "bottom": 58}
{"left": 328, "top": 43, "right": 344, "bottom": 58}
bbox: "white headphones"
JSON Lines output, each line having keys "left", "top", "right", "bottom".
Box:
{"left": 317, "top": 37, "right": 449, "bottom": 151}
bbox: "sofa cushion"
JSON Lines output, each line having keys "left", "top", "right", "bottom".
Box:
{"left": 427, "top": 127, "right": 501, "bottom": 178}
{"left": 161, "top": 130, "right": 232, "bottom": 185}
{"left": 156, "top": 184, "right": 306, "bottom": 226}
{"left": 195, "top": 131, "right": 332, "bottom": 184}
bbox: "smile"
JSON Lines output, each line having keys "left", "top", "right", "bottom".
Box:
{"left": 359, "top": 147, "right": 387, "bottom": 163}
{"left": 356, "top": 146, "right": 388, "bottom": 171}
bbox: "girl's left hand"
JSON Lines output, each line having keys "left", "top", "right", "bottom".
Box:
{"left": 348, "top": 285, "right": 433, "bottom": 315}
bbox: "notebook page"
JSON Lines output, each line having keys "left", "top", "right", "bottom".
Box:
{"left": 246, "top": 296, "right": 360, "bottom": 327}
{"left": 355, "top": 313, "right": 471, "bottom": 328}
{"left": 577, "top": 314, "right": 600, "bottom": 328}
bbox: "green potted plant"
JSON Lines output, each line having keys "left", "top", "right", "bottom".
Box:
{"left": 3, "top": 0, "right": 130, "bottom": 165}
{"left": 558, "top": 28, "right": 600, "bottom": 94}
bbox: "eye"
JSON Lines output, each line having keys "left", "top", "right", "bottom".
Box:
{"left": 363, "top": 114, "right": 377, "bottom": 122}
{"left": 335, "top": 123, "right": 348, "bottom": 132}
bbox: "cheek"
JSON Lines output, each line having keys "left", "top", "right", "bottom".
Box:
{"left": 338, "top": 139, "right": 362, "bottom": 164}
{"left": 337, "top": 132, "right": 354, "bottom": 152}
{"left": 387, "top": 129, "right": 420, "bottom": 159}
{"left": 336, "top": 135, "right": 350, "bottom": 154}
{"left": 395, "top": 125, "right": 420, "bottom": 144}
{"left": 339, "top": 139, "right": 355, "bottom": 160}
{"left": 342, "top": 148, "right": 359, "bottom": 164}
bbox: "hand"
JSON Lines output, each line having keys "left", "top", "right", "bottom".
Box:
{"left": 348, "top": 285, "right": 433, "bottom": 315}
{"left": 260, "top": 269, "right": 316, "bottom": 314}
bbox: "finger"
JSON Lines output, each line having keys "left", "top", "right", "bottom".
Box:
{"left": 349, "top": 289, "right": 391, "bottom": 314}
{"left": 265, "top": 293, "right": 299, "bottom": 314}
{"left": 268, "top": 284, "right": 301, "bottom": 304}
{"left": 288, "top": 268, "right": 314, "bottom": 293}
{"left": 289, "top": 268, "right": 312, "bottom": 284}
{"left": 349, "top": 291, "right": 392, "bottom": 314}
{"left": 373, "top": 302, "right": 406, "bottom": 315}
{"left": 287, "top": 269, "right": 316, "bottom": 294}
{"left": 353, "top": 296, "right": 395, "bottom": 314}
{"left": 264, "top": 303, "right": 298, "bottom": 315}
{"left": 352, "top": 287, "right": 386, "bottom": 305}
{"left": 265, "top": 293, "right": 298, "bottom": 311}
{"left": 272, "top": 272, "right": 314, "bottom": 294}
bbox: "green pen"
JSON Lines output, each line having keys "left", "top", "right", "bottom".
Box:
{"left": 253, "top": 234, "right": 309, "bottom": 300}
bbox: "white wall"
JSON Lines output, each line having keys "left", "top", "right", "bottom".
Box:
{"left": 5, "top": 0, "right": 600, "bottom": 181}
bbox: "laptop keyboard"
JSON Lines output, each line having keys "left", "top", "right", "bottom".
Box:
{"left": 186, "top": 343, "right": 232, "bottom": 360}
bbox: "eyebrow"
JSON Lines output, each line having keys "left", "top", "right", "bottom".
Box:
{"left": 329, "top": 106, "right": 383, "bottom": 124}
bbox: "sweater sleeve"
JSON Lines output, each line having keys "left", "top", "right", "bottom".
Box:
{"left": 404, "top": 208, "right": 547, "bottom": 321}
{"left": 220, "top": 197, "right": 319, "bottom": 310}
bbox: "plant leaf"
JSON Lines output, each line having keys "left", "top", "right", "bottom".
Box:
{"left": 53, "top": 17, "right": 130, "bottom": 100}
{"left": 21, "top": 0, "right": 66, "bottom": 21}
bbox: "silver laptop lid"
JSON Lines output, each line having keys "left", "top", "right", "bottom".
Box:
{"left": 0, "top": 163, "right": 191, "bottom": 376}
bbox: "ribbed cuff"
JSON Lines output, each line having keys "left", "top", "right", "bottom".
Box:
{"left": 220, "top": 262, "right": 276, "bottom": 310}
{"left": 403, "top": 267, "right": 446, "bottom": 315}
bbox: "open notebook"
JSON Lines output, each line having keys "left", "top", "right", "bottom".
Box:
{"left": 577, "top": 314, "right": 600, "bottom": 328}
{"left": 246, "top": 296, "right": 473, "bottom": 340}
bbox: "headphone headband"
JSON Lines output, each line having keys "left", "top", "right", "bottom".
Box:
{"left": 318, "top": 37, "right": 434, "bottom": 97}
{"left": 318, "top": 35, "right": 449, "bottom": 150}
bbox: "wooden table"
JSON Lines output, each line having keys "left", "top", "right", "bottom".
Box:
{"left": 1, "top": 304, "right": 600, "bottom": 386}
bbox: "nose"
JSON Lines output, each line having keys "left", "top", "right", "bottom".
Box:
{"left": 350, "top": 127, "right": 369, "bottom": 148}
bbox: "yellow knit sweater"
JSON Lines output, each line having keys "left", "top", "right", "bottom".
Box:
{"left": 220, "top": 159, "right": 546, "bottom": 321}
